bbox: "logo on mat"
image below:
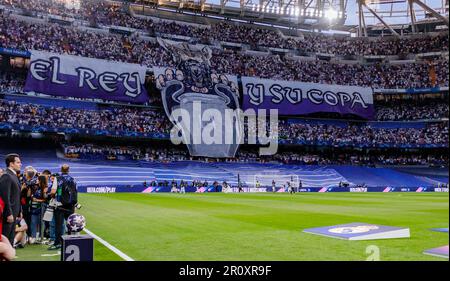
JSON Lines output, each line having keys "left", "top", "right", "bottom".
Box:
{"left": 329, "top": 225, "right": 379, "bottom": 234}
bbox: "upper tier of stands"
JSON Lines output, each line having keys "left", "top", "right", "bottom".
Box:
{"left": 1, "top": 0, "right": 448, "bottom": 56}
{"left": 0, "top": 1, "right": 449, "bottom": 90}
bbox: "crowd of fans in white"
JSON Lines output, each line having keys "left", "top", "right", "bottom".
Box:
{"left": 1, "top": 99, "right": 448, "bottom": 148}
{"left": 61, "top": 143, "right": 448, "bottom": 166}
{"left": 278, "top": 121, "right": 448, "bottom": 147}
{"left": 1, "top": 0, "right": 448, "bottom": 55}
{"left": 0, "top": 1, "right": 449, "bottom": 89}
{"left": 375, "top": 101, "right": 449, "bottom": 121}
{"left": 0, "top": 99, "right": 171, "bottom": 134}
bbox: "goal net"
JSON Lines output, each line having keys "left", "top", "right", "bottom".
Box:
{"left": 253, "top": 174, "right": 299, "bottom": 189}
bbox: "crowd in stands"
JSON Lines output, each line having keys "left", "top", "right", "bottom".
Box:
{"left": 279, "top": 121, "right": 448, "bottom": 147}
{"left": 0, "top": 71, "right": 25, "bottom": 94}
{"left": 61, "top": 142, "right": 448, "bottom": 167}
{"left": 0, "top": 100, "right": 171, "bottom": 134}
{"left": 375, "top": 101, "right": 449, "bottom": 121}
{"left": 1, "top": 8, "right": 449, "bottom": 89}
{"left": 63, "top": 143, "right": 188, "bottom": 162}
{"left": 1, "top": 0, "right": 448, "bottom": 56}
{"left": 272, "top": 152, "right": 448, "bottom": 166}
{"left": 0, "top": 0, "right": 73, "bottom": 17}
{"left": 1, "top": 99, "right": 448, "bottom": 148}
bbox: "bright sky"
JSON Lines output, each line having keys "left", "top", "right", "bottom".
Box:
{"left": 345, "top": 0, "right": 446, "bottom": 26}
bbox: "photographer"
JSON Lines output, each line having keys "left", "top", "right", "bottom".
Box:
{"left": 40, "top": 170, "right": 53, "bottom": 242}
{"left": 49, "top": 164, "right": 78, "bottom": 251}
{"left": 29, "top": 175, "right": 47, "bottom": 243}
{"left": 20, "top": 166, "right": 38, "bottom": 243}
{"left": 43, "top": 173, "right": 59, "bottom": 246}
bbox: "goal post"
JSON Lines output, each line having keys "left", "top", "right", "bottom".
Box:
{"left": 254, "top": 174, "right": 299, "bottom": 189}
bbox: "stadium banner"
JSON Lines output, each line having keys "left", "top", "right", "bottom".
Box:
{"left": 0, "top": 47, "right": 31, "bottom": 57}
{"left": 241, "top": 76, "right": 375, "bottom": 119}
{"left": 153, "top": 38, "right": 242, "bottom": 158}
{"left": 75, "top": 185, "right": 443, "bottom": 193}
{"left": 24, "top": 50, "right": 149, "bottom": 103}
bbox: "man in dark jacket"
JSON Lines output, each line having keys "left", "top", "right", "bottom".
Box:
{"left": 0, "top": 154, "right": 22, "bottom": 244}
{"left": 49, "top": 164, "right": 77, "bottom": 250}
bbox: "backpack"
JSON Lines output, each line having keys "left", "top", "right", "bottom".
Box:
{"left": 58, "top": 175, "right": 78, "bottom": 206}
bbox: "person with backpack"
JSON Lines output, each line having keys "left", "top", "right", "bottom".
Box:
{"left": 48, "top": 164, "right": 77, "bottom": 251}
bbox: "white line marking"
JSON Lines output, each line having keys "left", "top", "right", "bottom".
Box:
{"left": 41, "top": 253, "right": 60, "bottom": 257}
{"left": 83, "top": 228, "right": 135, "bottom": 261}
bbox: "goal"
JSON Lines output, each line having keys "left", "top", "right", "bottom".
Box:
{"left": 253, "top": 174, "right": 299, "bottom": 189}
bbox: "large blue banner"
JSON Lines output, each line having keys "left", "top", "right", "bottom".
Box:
{"left": 24, "top": 51, "right": 150, "bottom": 103}
{"left": 242, "top": 76, "right": 375, "bottom": 120}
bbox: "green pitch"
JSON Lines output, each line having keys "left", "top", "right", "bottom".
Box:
{"left": 16, "top": 192, "right": 449, "bottom": 261}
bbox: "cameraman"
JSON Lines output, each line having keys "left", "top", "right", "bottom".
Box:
{"left": 49, "top": 164, "right": 78, "bottom": 251}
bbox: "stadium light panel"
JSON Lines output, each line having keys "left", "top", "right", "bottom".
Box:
{"left": 325, "top": 8, "right": 338, "bottom": 20}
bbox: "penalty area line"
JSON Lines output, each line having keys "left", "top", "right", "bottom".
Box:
{"left": 83, "top": 228, "right": 135, "bottom": 261}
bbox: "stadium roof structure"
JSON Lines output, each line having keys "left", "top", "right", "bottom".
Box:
{"left": 130, "top": 0, "right": 449, "bottom": 34}
{"left": 355, "top": 0, "right": 449, "bottom": 36}
{"left": 132, "top": 0, "right": 348, "bottom": 31}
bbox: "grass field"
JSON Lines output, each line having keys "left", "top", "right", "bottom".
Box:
{"left": 16, "top": 192, "right": 449, "bottom": 261}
